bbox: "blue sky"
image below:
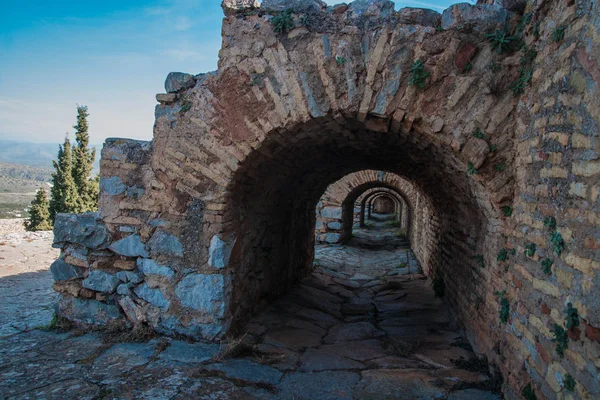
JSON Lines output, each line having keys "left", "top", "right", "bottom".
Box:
{"left": 0, "top": 0, "right": 459, "bottom": 144}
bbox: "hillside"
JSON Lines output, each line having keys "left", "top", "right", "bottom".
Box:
{"left": 0, "top": 140, "right": 101, "bottom": 170}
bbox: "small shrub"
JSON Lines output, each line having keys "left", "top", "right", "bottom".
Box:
{"left": 473, "top": 128, "right": 485, "bottom": 139}
{"left": 335, "top": 56, "right": 346, "bottom": 66}
{"left": 524, "top": 243, "right": 536, "bottom": 257}
{"left": 564, "top": 374, "right": 576, "bottom": 392}
{"left": 432, "top": 275, "right": 444, "bottom": 298}
{"left": 476, "top": 254, "right": 485, "bottom": 269}
{"left": 467, "top": 161, "right": 478, "bottom": 175}
{"left": 409, "top": 60, "right": 430, "bottom": 89}
{"left": 549, "top": 231, "right": 565, "bottom": 256}
{"left": 501, "top": 206, "right": 513, "bottom": 217}
{"left": 271, "top": 9, "right": 294, "bottom": 34}
{"left": 551, "top": 26, "right": 566, "bottom": 43}
{"left": 541, "top": 258, "right": 553, "bottom": 275}
{"left": 486, "top": 30, "right": 516, "bottom": 54}
{"left": 179, "top": 97, "right": 192, "bottom": 114}
{"left": 495, "top": 163, "right": 505, "bottom": 172}
{"left": 552, "top": 324, "right": 568, "bottom": 358}
{"left": 565, "top": 302, "right": 579, "bottom": 330}
{"left": 489, "top": 144, "right": 497, "bottom": 152}
{"left": 463, "top": 62, "right": 473, "bottom": 73}
{"left": 299, "top": 14, "right": 309, "bottom": 26}
{"left": 435, "top": 25, "right": 444, "bottom": 33}
{"left": 397, "top": 262, "right": 408, "bottom": 269}
{"left": 512, "top": 67, "right": 533, "bottom": 95}
{"left": 544, "top": 216, "right": 557, "bottom": 230}
{"left": 497, "top": 248, "right": 509, "bottom": 262}
{"left": 516, "top": 12, "right": 533, "bottom": 35}
{"left": 522, "top": 383, "right": 537, "bottom": 400}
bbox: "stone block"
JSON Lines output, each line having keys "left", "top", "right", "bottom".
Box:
{"left": 208, "top": 235, "right": 234, "bottom": 269}
{"left": 137, "top": 258, "right": 175, "bottom": 278}
{"left": 101, "top": 138, "right": 151, "bottom": 164}
{"left": 148, "top": 230, "right": 184, "bottom": 257}
{"left": 348, "top": 0, "right": 394, "bottom": 18}
{"left": 320, "top": 206, "right": 342, "bottom": 219}
{"left": 50, "top": 258, "right": 84, "bottom": 281}
{"left": 261, "top": 0, "right": 326, "bottom": 12}
{"left": 396, "top": 7, "right": 441, "bottom": 27}
{"left": 99, "top": 176, "right": 126, "bottom": 196}
{"left": 116, "top": 271, "right": 143, "bottom": 283}
{"left": 109, "top": 235, "right": 149, "bottom": 258}
{"left": 155, "top": 93, "right": 177, "bottom": 104}
{"left": 325, "top": 233, "right": 342, "bottom": 243}
{"left": 327, "top": 221, "right": 342, "bottom": 230}
{"left": 175, "top": 274, "right": 228, "bottom": 318}
{"left": 134, "top": 283, "right": 170, "bottom": 310}
{"left": 441, "top": 3, "right": 510, "bottom": 32}
{"left": 82, "top": 270, "right": 120, "bottom": 294}
{"left": 221, "top": 0, "right": 259, "bottom": 16}
{"left": 56, "top": 296, "right": 123, "bottom": 325}
{"left": 118, "top": 296, "right": 145, "bottom": 324}
{"left": 165, "top": 72, "right": 196, "bottom": 93}
{"left": 53, "top": 213, "right": 111, "bottom": 249}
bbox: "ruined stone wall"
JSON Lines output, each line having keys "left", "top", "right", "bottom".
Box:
{"left": 50, "top": 0, "right": 599, "bottom": 398}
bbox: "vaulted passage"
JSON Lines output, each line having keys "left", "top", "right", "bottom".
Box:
{"left": 224, "top": 117, "right": 494, "bottom": 335}
{"left": 50, "top": 1, "right": 600, "bottom": 398}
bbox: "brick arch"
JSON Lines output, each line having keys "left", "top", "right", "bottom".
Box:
{"left": 315, "top": 170, "right": 417, "bottom": 244}
{"left": 50, "top": 2, "right": 600, "bottom": 395}
{"left": 359, "top": 188, "right": 408, "bottom": 228}
{"left": 364, "top": 192, "right": 402, "bottom": 222}
{"left": 370, "top": 194, "right": 394, "bottom": 213}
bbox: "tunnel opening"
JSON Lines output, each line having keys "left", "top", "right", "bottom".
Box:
{"left": 223, "top": 114, "right": 499, "bottom": 345}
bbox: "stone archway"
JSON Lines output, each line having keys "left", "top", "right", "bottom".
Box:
{"left": 50, "top": 0, "right": 600, "bottom": 397}
{"left": 358, "top": 188, "right": 407, "bottom": 228}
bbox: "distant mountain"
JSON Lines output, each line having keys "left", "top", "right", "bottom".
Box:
{"left": 0, "top": 140, "right": 101, "bottom": 170}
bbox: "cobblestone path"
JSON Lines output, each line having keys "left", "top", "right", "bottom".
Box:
{"left": 0, "top": 221, "right": 501, "bottom": 399}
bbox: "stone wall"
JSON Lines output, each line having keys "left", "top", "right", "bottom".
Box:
{"left": 50, "top": 0, "right": 599, "bottom": 398}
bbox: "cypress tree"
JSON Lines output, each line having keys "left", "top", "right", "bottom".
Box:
{"left": 71, "top": 105, "right": 98, "bottom": 211}
{"left": 26, "top": 187, "right": 52, "bottom": 231}
{"left": 49, "top": 137, "right": 79, "bottom": 221}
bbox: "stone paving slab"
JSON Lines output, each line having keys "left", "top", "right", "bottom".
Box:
{"left": 0, "top": 223, "right": 501, "bottom": 399}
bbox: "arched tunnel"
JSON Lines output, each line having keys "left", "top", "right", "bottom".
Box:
{"left": 49, "top": 0, "right": 600, "bottom": 398}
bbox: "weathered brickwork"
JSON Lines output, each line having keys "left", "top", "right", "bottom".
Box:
{"left": 51, "top": 0, "right": 599, "bottom": 398}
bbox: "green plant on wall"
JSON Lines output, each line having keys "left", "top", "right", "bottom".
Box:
{"left": 501, "top": 206, "right": 513, "bottom": 217}
{"left": 409, "top": 60, "right": 430, "bottom": 88}
{"left": 495, "top": 290, "right": 510, "bottom": 324}
{"left": 335, "top": 56, "right": 346, "bottom": 66}
{"left": 495, "top": 163, "right": 505, "bottom": 172}
{"left": 552, "top": 324, "right": 568, "bottom": 358}
{"left": 179, "top": 97, "right": 192, "bottom": 114}
{"left": 565, "top": 302, "right": 579, "bottom": 330}
{"left": 524, "top": 243, "right": 536, "bottom": 257}
{"left": 564, "top": 374, "right": 576, "bottom": 392}
{"left": 476, "top": 254, "right": 485, "bottom": 269}
{"left": 522, "top": 383, "right": 537, "bottom": 400}
{"left": 541, "top": 258, "right": 553, "bottom": 275}
{"left": 544, "top": 216, "right": 557, "bottom": 230}
{"left": 473, "top": 127, "right": 485, "bottom": 139}
{"left": 486, "top": 30, "right": 515, "bottom": 54}
{"left": 551, "top": 26, "right": 566, "bottom": 43}
{"left": 467, "top": 161, "right": 478, "bottom": 175}
{"left": 271, "top": 9, "right": 294, "bottom": 34}
{"left": 549, "top": 231, "right": 565, "bottom": 256}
